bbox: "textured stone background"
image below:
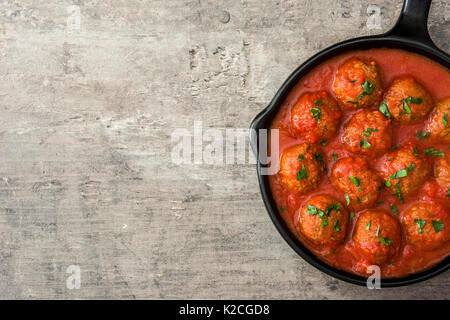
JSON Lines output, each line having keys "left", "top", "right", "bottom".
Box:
{"left": 0, "top": 0, "right": 448, "bottom": 299}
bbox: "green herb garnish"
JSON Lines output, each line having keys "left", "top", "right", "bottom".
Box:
{"left": 380, "top": 237, "right": 392, "bottom": 246}
{"left": 379, "top": 101, "right": 391, "bottom": 119}
{"left": 333, "top": 219, "right": 341, "bottom": 233}
{"left": 363, "top": 128, "right": 379, "bottom": 137}
{"left": 390, "top": 169, "right": 408, "bottom": 179}
{"left": 394, "top": 182, "right": 404, "bottom": 203}
{"left": 375, "top": 224, "right": 381, "bottom": 237}
{"left": 358, "top": 80, "right": 375, "bottom": 100}
{"left": 443, "top": 113, "right": 448, "bottom": 127}
{"left": 406, "top": 96, "right": 423, "bottom": 104}
{"left": 321, "top": 140, "right": 327, "bottom": 146}
{"left": 314, "top": 100, "right": 323, "bottom": 106}
{"left": 349, "top": 211, "right": 354, "bottom": 221}
{"left": 416, "top": 130, "right": 430, "bottom": 140}
{"left": 345, "top": 193, "right": 350, "bottom": 206}
{"left": 391, "top": 205, "right": 398, "bottom": 215}
{"left": 402, "top": 99, "right": 412, "bottom": 114}
{"left": 281, "top": 205, "right": 286, "bottom": 211}
{"left": 310, "top": 107, "right": 321, "bottom": 122}
{"left": 361, "top": 139, "right": 371, "bottom": 150}
{"left": 432, "top": 220, "right": 444, "bottom": 232}
{"left": 332, "top": 154, "right": 338, "bottom": 163}
{"left": 297, "top": 164, "right": 308, "bottom": 180}
{"left": 424, "top": 148, "right": 445, "bottom": 157}
{"left": 366, "top": 220, "right": 371, "bottom": 230}
{"left": 349, "top": 177, "right": 362, "bottom": 193}
{"left": 414, "top": 219, "right": 426, "bottom": 234}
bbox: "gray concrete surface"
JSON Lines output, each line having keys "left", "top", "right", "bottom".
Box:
{"left": 0, "top": 0, "right": 448, "bottom": 299}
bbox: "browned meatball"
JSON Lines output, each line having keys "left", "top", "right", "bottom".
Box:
{"left": 353, "top": 210, "right": 402, "bottom": 264}
{"left": 382, "top": 76, "right": 433, "bottom": 123}
{"left": 435, "top": 152, "right": 450, "bottom": 197}
{"left": 402, "top": 201, "right": 449, "bottom": 251}
{"left": 378, "top": 143, "right": 432, "bottom": 201}
{"left": 425, "top": 97, "right": 450, "bottom": 143}
{"left": 332, "top": 157, "right": 383, "bottom": 211}
{"left": 280, "top": 144, "right": 325, "bottom": 194}
{"left": 291, "top": 91, "right": 342, "bottom": 143}
{"left": 297, "top": 195, "right": 349, "bottom": 247}
{"left": 342, "top": 110, "right": 392, "bottom": 156}
{"left": 333, "top": 57, "right": 383, "bottom": 109}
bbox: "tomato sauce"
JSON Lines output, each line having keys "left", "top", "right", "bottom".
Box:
{"left": 269, "top": 48, "right": 450, "bottom": 278}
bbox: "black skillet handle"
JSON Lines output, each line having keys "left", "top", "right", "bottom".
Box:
{"left": 389, "top": 0, "right": 436, "bottom": 48}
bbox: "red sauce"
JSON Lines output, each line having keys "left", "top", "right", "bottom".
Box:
{"left": 269, "top": 48, "right": 450, "bottom": 278}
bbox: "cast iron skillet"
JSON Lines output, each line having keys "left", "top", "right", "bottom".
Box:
{"left": 249, "top": 0, "right": 449, "bottom": 287}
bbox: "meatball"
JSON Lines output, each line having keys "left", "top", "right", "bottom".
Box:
{"left": 280, "top": 143, "right": 325, "bottom": 194}
{"left": 333, "top": 57, "right": 383, "bottom": 109}
{"left": 353, "top": 210, "right": 402, "bottom": 264}
{"left": 298, "top": 195, "right": 349, "bottom": 247}
{"left": 291, "top": 91, "right": 342, "bottom": 143}
{"left": 342, "top": 110, "right": 392, "bottom": 156}
{"left": 382, "top": 76, "right": 433, "bottom": 123}
{"left": 402, "top": 202, "right": 449, "bottom": 251}
{"left": 425, "top": 97, "right": 450, "bottom": 143}
{"left": 435, "top": 152, "right": 450, "bottom": 197}
{"left": 378, "top": 143, "right": 432, "bottom": 201}
{"left": 331, "top": 157, "right": 382, "bottom": 211}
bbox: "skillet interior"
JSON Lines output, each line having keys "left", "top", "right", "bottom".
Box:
{"left": 250, "top": 25, "right": 450, "bottom": 287}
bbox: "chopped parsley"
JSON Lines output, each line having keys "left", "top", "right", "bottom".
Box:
{"left": 332, "top": 154, "right": 338, "bottom": 163}
{"left": 413, "top": 146, "right": 418, "bottom": 156}
{"left": 360, "top": 139, "right": 371, "bottom": 150}
{"left": 314, "top": 100, "right": 323, "bottom": 106}
{"left": 391, "top": 205, "right": 398, "bottom": 215}
{"left": 349, "top": 211, "right": 354, "bottom": 221}
{"left": 345, "top": 193, "right": 350, "bottom": 206}
{"left": 349, "top": 80, "right": 357, "bottom": 83}
{"left": 358, "top": 80, "right": 375, "bottom": 100}
{"left": 321, "top": 139, "right": 327, "bottom": 146}
{"left": 416, "top": 130, "right": 430, "bottom": 140}
{"left": 363, "top": 128, "right": 379, "bottom": 137}
{"left": 414, "top": 219, "right": 426, "bottom": 234}
{"left": 380, "top": 237, "right": 392, "bottom": 247}
{"left": 432, "top": 220, "right": 444, "bottom": 232}
{"left": 321, "top": 218, "right": 328, "bottom": 228}
{"left": 333, "top": 219, "right": 341, "bottom": 233}
{"left": 444, "top": 113, "right": 448, "bottom": 127}
{"left": 307, "top": 205, "right": 320, "bottom": 216}
{"left": 424, "top": 148, "right": 445, "bottom": 157}
{"left": 379, "top": 102, "right": 391, "bottom": 119}
{"left": 385, "top": 180, "right": 392, "bottom": 187}
{"left": 366, "top": 220, "right": 372, "bottom": 230}
{"left": 298, "top": 154, "right": 304, "bottom": 161}
{"left": 296, "top": 164, "right": 308, "bottom": 180}
{"left": 347, "top": 100, "right": 359, "bottom": 105}
{"left": 390, "top": 164, "right": 414, "bottom": 179}
{"left": 394, "top": 182, "right": 404, "bottom": 203}
{"left": 349, "top": 176, "right": 362, "bottom": 193}
{"left": 405, "top": 96, "right": 423, "bottom": 104}
{"left": 310, "top": 107, "right": 321, "bottom": 122}
{"left": 402, "top": 99, "right": 412, "bottom": 114}
{"left": 447, "top": 187, "right": 450, "bottom": 198}
{"left": 375, "top": 224, "right": 381, "bottom": 237}
{"left": 281, "top": 205, "right": 286, "bottom": 211}
{"left": 390, "top": 169, "right": 408, "bottom": 179}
